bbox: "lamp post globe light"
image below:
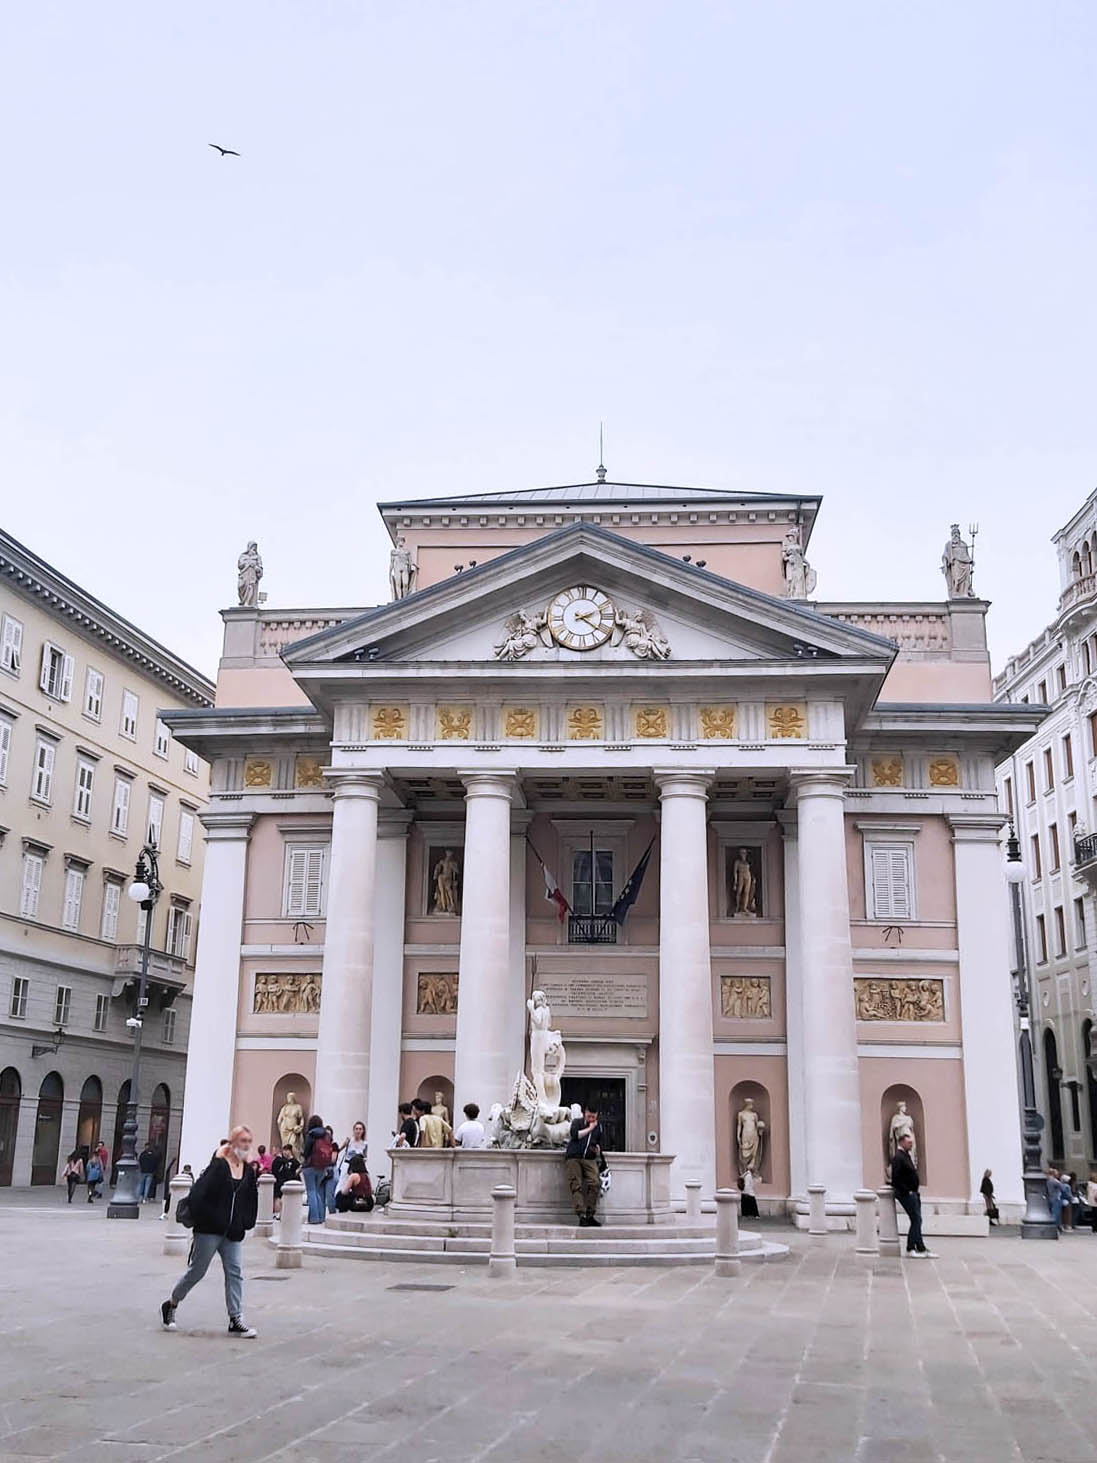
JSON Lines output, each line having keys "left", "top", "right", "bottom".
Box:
{"left": 107, "top": 845, "right": 162, "bottom": 1220}
{"left": 1005, "top": 824, "right": 1058, "bottom": 1239}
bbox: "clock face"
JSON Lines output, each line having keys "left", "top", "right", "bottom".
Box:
{"left": 546, "top": 586, "right": 615, "bottom": 650}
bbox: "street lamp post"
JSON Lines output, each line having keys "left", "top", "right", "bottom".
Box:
{"left": 1005, "top": 824, "right": 1058, "bottom": 1239}
{"left": 107, "top": 845, "right": 162, "bottom": 1219}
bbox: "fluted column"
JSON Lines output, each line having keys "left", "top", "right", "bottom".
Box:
{"left": 315, "top": 772, "right": 383, "bottom": 1144}
{"left": 791, "top": 769, "right": 862, "bottom": 1206}
{"left": 178, "top": 812, "right": 254, "bottom": 1169}
{"left": 454, "top": 772, "right": 515, "bottom": 1112}
{"left": 655, "top": 769, "right": 716, "bottom": 1198}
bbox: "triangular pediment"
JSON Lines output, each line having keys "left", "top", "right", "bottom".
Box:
{"left": 283, "top": 524, "right": 895, "bottom": 670}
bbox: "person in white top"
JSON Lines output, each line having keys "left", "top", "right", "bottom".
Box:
{"left": 453, "top": 1101, "right": 489, "bottom": 1149}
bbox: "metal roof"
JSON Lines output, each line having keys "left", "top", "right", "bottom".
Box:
{"left": 381, "top": 480, "right": 819, "bottom": 509}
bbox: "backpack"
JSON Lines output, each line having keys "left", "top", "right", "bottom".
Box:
{"left": 86, "top": 1159, "right": 102, "bottom": 1184}
{"left": 310, "top": 1135, "right": 335, "bottom": 1170}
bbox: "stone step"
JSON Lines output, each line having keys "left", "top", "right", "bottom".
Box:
{"left": 308, "top": 1228, "right": 717, "bottom": 1256}
{"left": 321, "top": 1217, "right": 717, "bottom": 1242}
{"left": 297, "top": 1236, "right": 788, "bottom": 1268}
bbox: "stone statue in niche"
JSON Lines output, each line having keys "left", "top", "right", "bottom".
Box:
{"left": 416, "top": 972, "right": 459, "bottom": 1015}
{"left": 726, "top": 846, "right": 764, "bottom": 918}
{"left": 941, "top": 523, "right": 975, "bottom": 598}
{"left": 781, "top": 529, "right": 817, "bottom": 599}
{"left": 388, "top": 537, "right": 416, "bottom": 601}
{"left": 888, "top": 1100, "right": 917, "bottom": 1165}
{"left": 237, "top": 541, "right": 263, "bottom": 607}
{"left": 431, "top": 1091, "right": 450, "bottom": 1125}
{"left": 430, "top": 848, "right": 462, "bottom": 915}
{"left": 736, "top": 1098, "right": 766, "bottom": 1178}
{"left": 277, "top": 1091, "right": 305, "bottom": 1156}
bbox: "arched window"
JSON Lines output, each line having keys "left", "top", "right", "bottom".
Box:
{"left": 31, "top": 1072, "right": 64, "bottom": 1185}
{"left": 0, "top": 1067, "right": 21, "bottom": 1186}
{"left": 1074, "top": 550, "right": 1083, "bottom": 580}
{"left": 1083, "top": 541, "right": 1093, "bottom": 577}
{"left": 76, "top": 1076, "right": 103, "bottom": 1152}
{"left": 1044, "top": 1028, "right": 1065, "bottom": 1161}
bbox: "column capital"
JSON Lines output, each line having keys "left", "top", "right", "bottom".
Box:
{"left": 787, "top": 767, "right": 856, "bottom": 801}
{"left": 379, "top": 809, "right": 414, "bottom": 839}
{"left": 323, "top": 769, "right": 384, "bottom": 801}
{"left": 946, "top": 812, "right": 1008, "bottom": 842}
{"left": 653, "top": 769, "right": 714, "bottom": 798}
{"left": 457, "top": 770, "right": 518, "bottom": 800}
{"left": 198, "top": 810, "right": 255, "bottom": 841}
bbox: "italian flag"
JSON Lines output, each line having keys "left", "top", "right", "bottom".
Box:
{"left": 542, "top": 862, "right": 571, "bottom": 923}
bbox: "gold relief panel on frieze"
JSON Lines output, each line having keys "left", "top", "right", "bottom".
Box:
{"left": 766, "top": 703, "right": 807, "bottom": 740}
{"left": 416, "top": 971, "right": 459, "bottom": 1015}
{"left": 699, "top": 705, "right": 736, "bottom": 739}
{"left": 854, "top": 978, "right": 944, "bottom": 1022}
{"left": 253, "top": 972, "right": 322, "bottom": 1014}
{"left": 436, "top": 706, "right": 473, "bottom": 741}
{"left": 633, "top": 706, "right": 669, "bottom": 739}
{"left": 371, "top": 705, "right": 408, "bottom": 740}
{"left": 927, "top": 756, "right": 960, "bottom": 787}
{"left": 720, "top": 975, "right": 772, "bottom": 1020}
{"left": 294, "top": 756, "right": 324, "bottom": 789}
{"left": 871, "top": 756, "right": 904, "bottom": 787}
{"left": 503, "top": 706, "right": 538, "bottom": 740}
{"left": 244, "top": 758, "right": 273, "bottom": 788}
{"left": 567, "top": 705, "right": 604, "bottom": 740}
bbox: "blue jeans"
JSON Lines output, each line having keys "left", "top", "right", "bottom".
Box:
{"left": 171, "top": 1233, "right": 244, "bottom": 1319}
{"left": 138, "top": 1173, "right": 156, "bottom": 1201}
{"left": 303, "top": 1166, "right": 332, "bottom": 1224}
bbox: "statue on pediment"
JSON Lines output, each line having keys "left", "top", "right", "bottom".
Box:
{"left": 389, "top": 537, "right": 416, "bottom": 601}
{"left": 942, "top": 524, "right": 975, "bottom": 598}
{"left": 614, "top": 606, "right": 671, "bottom": 660}
{"left": 494, "top": 608, "right": 547, "bottom": 661}
{"left": 781, "top": 530, "right": 816, "bottom": 599}
{"left": 237, "top": 541, "right": 263, "bottom": 607}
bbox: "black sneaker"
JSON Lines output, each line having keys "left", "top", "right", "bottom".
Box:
{"left": 586, "top": 1214, "right": 601, "bottom": 1228}
{"left": 227, "top": 1316, "right": 257, "bottom": 1338}
{"left": 160, "top": 1300, "right": 177, "bottom": 1331}
{"left": 577, "top": 1214, "right": 592, "bottom": 1227}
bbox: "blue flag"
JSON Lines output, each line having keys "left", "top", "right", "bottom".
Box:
{"left": 610, "top": 839, "right": 655, "bottom": 925}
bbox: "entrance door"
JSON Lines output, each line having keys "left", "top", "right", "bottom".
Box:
{"left": 560, "top": 1077, "right": 627, "bottom": 1152}
{"left": 0, "top": 1068, "right": 21, "bottom": 1186}
{"left": 31, "top": 1072, "right": 63, "bottom": 1185}
{"left": 76, "top": 1076, "right": 103, "bottom": 1154}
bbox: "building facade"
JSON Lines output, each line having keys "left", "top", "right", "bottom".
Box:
{"left": 994, "top": 487, "right": 1097, "bottom": 1175}
{"left": 168, "top": 479, "right": 1037, "bottom": 1221}
{"left": 0, "top": 531, "right": 212, "bottom": 1187}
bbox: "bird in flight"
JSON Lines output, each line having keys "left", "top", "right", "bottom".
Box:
{"left": 208, "top": 143, "right": 240, "bottom": 157}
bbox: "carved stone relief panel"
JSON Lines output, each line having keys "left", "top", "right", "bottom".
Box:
{"left": 720, "top": 975, "right": 772, "bottom": 1020}
{"left": 854, "top": 978, "right": 944, "bottom": 1021}
{"left": 436, "top": 706, "right": 473, "bottom": 740}
{"left": 244, "top": 758, "right": 273, "bottom": 788}
{"left": 927, "top": 757, "right": 959, "bottom": 787}
{"left": 416, "top": 971, "right": 459, "bottom": 1015}
{"left": 871, "top": 757, "right": 904, "bottom": 787}
{"left": 633, "top": 706, "right": 669, "bottom": 739}
{"left": 294, "top": 756, "right": 324, "bottom": 789}
{"left": 253, "top": 972, "right": 322, "bottom": 1014}
{"left": 766, "top": 704, "right": 806, "bottom": 740}
{"left": 503, "top": 706, "right": 538, "bottom": 739}
{"left": 699, "top": 706, "right": 736, "bottom": 739}
{"left": 371, "top": 705, "right": 408, "bottom": 739}
{"left": 567, "top": 706, "right": 604, "bottom": 740}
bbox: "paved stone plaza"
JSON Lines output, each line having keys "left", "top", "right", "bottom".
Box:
{"left": 2, "top": 1194, "right": 1097, "bottom": 1462}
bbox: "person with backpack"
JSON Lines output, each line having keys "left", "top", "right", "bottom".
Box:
{"left": 271, "top": 1145, "right": 300, "bottom": 1219}
{"left": 85, "top": 1148, "right": 105, "bottom": 1202}
{"left": 302, "top": 1114, "right": 335, "bottom": 1223}
{"left": 334, "top": 1154, "right": 374, "bottom": 1213}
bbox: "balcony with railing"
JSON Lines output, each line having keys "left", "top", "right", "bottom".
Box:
{"left": 1073, "top": 833, "right": 1097, "bottom": 882}
{"left": 568, "top": 914, "right": 619, "bottom": 944}
{"left": 1058, "top": 573, "right": 1097, "bottom": 616}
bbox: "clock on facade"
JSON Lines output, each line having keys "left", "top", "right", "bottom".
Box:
{"left": 546, "top": 586, "right": 615, "bottom": 650}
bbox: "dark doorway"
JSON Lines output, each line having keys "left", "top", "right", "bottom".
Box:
{"left": 76, "top": 1076, "right": 102, "bottom": 1154}
{"left": 1044, "top": 1027, "right": 1065, "bottom": 1162}
{"left": 148, "top": 1083, "right": 170, "bottom": 1184}
{"left": 560, "top": 1076, "right": 627, "bottom": 1152}
{"left": 1084, "top": 1021, "right": 1097, "bottom": 1162}
{"left": 0, "top": 1068, "right": 21, "bottom": 1186}
{"left": 31, "top": 1072, "right": 63, "bottom": 1185}
{"left": 112, "top": 1080, "right": 131, "bottom": 1184}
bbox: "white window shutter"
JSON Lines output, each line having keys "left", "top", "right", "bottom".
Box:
{"left": 304, "top": 848, "right": 325, "bottom": 915}
{"left": 63, "top": 869, "right": 82, "bottom": 929}
{"left": 0, "top": 720, "right": 10, "bottom": 783}
{"left": 870, "top": 845, "right": 912, "bottom": 920}
{"left": 60, "top": 654, "right": 74, "bottom": 702}
{"left": 182, "top": 910, "right": 193, "bottom": 956}
{"left": 21, "top": 856, "right": 42, "bottom": 917}
{"left": 286, "top": 848, "right": 308, "bottom": 915}
{"left": 2, "top": 617, "right": 22, "bottom": 670}
{"left": 39, "top": 645, "right": 51, "bottom": 693}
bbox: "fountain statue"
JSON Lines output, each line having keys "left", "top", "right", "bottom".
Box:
{"left": 489, "top": 990, "right": 580, "bottom": 1148}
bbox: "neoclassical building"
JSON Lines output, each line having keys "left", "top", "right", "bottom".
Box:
{"left": 167, "top": 478, "right": 1037, "bottom": 1221}
{"left": 995, "top": 485, "right": 1097, "bottom": 1174}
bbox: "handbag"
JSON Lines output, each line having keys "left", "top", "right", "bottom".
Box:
{"left": 175, "top": 1195, "right": 194, "bottom": 1229}
{"left": 597, "top": 1152, "right": 611, "bottom": 1195}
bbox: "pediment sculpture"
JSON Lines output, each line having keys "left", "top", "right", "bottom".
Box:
{"left": 493, "top": 593, "right": 671, "bottom": 661}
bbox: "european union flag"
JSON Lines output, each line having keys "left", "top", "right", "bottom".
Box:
{"left": 610, "top": 838, "right": 656, "bottom": 925}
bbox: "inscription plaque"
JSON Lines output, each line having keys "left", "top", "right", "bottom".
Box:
{"left": 538, "top": 976, "right": 648, "bottom": 1019}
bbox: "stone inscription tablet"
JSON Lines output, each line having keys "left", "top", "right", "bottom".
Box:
{"left": 539, "top": 977, "right": 648, "bottom": 1019}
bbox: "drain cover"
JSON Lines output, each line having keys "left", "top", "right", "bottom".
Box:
{"left": 387, "top": 1283, "right": 454, "bottom": 1292}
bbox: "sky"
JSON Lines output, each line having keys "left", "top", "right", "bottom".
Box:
{"left": 2, "top": 1, "right": 1096, "bottom": 680}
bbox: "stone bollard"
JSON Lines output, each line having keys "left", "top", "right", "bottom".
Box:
{"left": 876, "top": 1185, "right": 901, "bottom": 1260}
{"left": 489, "top": 1184, "right": 517, "bottom": 1278}
{"left": 714, "top": 1187, "right": 741, "bottom": 1277}
{"left": 162, "top": 1173, "right": 193, "bottom": 1257}
{"left": 684, "top": 1180, "right": 702, "bottom": 1221}
{"left": 255, "top": 1172, "right": 275, "bottom": 1238}
{"left": 807, "top": 1184, "right": 827, "bottom": 1236}
{"left": 275, "top": 1180, "right": 305, "bottom": 1269}
{"left": 854, "top": 1189, "right": 877, "bottom": 1256}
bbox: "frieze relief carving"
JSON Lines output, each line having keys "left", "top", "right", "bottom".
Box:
{"left": 567, "top": 706, "right": 603, "bottom": 740}
{"left": 371, "top": 706, "right": 407, "bottom": 740}
{"left": 767, "top": 704, "right": 806, "bottom": 740}
{"left": 720, "top": 975, "right": 772, "bottom": 1020}
{"left": 294, "top": 756, "right": 324, "bottom": 789}
{"left": 492, "top": 600, "right": 671, "bottom": 660}
{"left": 437, "top": 707, "right": 472, "bottom": 740}
{"left": 871, "top": 757, "right": 904, "bottom": 787}
{"left": 244, "top": 758, "right": 272, "bottom": 788}
{"left": 700, "top": 706, "right": 736, "bottom": 739}
{"left": 854, "top": 978, "right": 944, "bottom": 1022}
{"left": 417, "top": 971, "right": 459, "bottom": 1015}
{"left": 928, "top": 757, "right": 959, "bottom": 787}
{"left": 253, "top": 972, "right": 322, "bottom": 1014}
{"left": 504, "top": 707, "right": 538, "bottom": 739}
{"left": 634, "top": 706, "right": 669, "bottom": 739}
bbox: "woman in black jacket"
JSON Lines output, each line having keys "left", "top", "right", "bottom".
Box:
{"left": 161, "top": 1125, "right": 260, "bottom": 1338}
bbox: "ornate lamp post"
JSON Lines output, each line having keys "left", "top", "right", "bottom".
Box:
{"left": 1005, "top": 824, "right": 1058, "bottom": 1239}
{"left": 107, "top": 845, "right": 162, "bottom": 1219}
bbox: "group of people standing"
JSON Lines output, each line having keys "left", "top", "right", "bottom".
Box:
{"left": 299, "top": 1116, "right": 373, "bottom": 1222}
{"left": 1046, "top": 1167, "right": 1097, "bottom": 1230}
{"left": 62, "top": 1140, "right": 110, "bottom": 1203}
{"left": 395, "top": 1095, "right": 488, "bottom": 1150}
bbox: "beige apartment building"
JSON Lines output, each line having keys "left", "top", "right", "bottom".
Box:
{"left": 0, "top": 530, "right": 213, "bottom": 1188}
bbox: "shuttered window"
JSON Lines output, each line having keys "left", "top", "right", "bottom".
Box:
{"left": 167, "top": 904, "right": 192, "bottom": 959}
{"left": 868, "top": 844, "right": 914, "bottom": 920}
{"left": 32, "top": 737, "right": 55, "bottom": 803}
{"left": 146, "top": 793, "right": 164, "bottom": 848}
{"left": 284, "top": 845, "right": 326, "bottom": 917}
{"left": 83, "top": 667, "right": 104, "bottom": 720}
{"left": 1, "top": 614, "right": 23, "bottom": 674}
{"left": 177, "top": 809, "right": 194, "bottom": 863}
{"left": 73, "top": 758, "right": 95, "bottom": 821}
{"left": 100, "top": 881, "right": 121, "bottom": 941}
{"left": 62, "top": 867, "right": 85, "bottom": 932}
{"left": 20, "top": 853, "right": 43, "bottom": 918}
{"left": 111, "top": 776, "right": 131, "bottom": 835}
{"left": 0, "top": 716, "right": 11, "bottom": 786}
{"left": 39, "top": 642, "right": 73, "bottom": 701}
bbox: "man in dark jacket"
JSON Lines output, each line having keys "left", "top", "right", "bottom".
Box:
{"left": 137, "top": 1144, "right": 159, "bottom": 1203}
{"left": 564, "top": 1107, "right": 603, "bottom": 1227}
{"left": 161, "top": 1125, "right": 260, "bottom": 1337}
{"left": 890, "top": 1132, "right": 937, "bottom": 1258}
